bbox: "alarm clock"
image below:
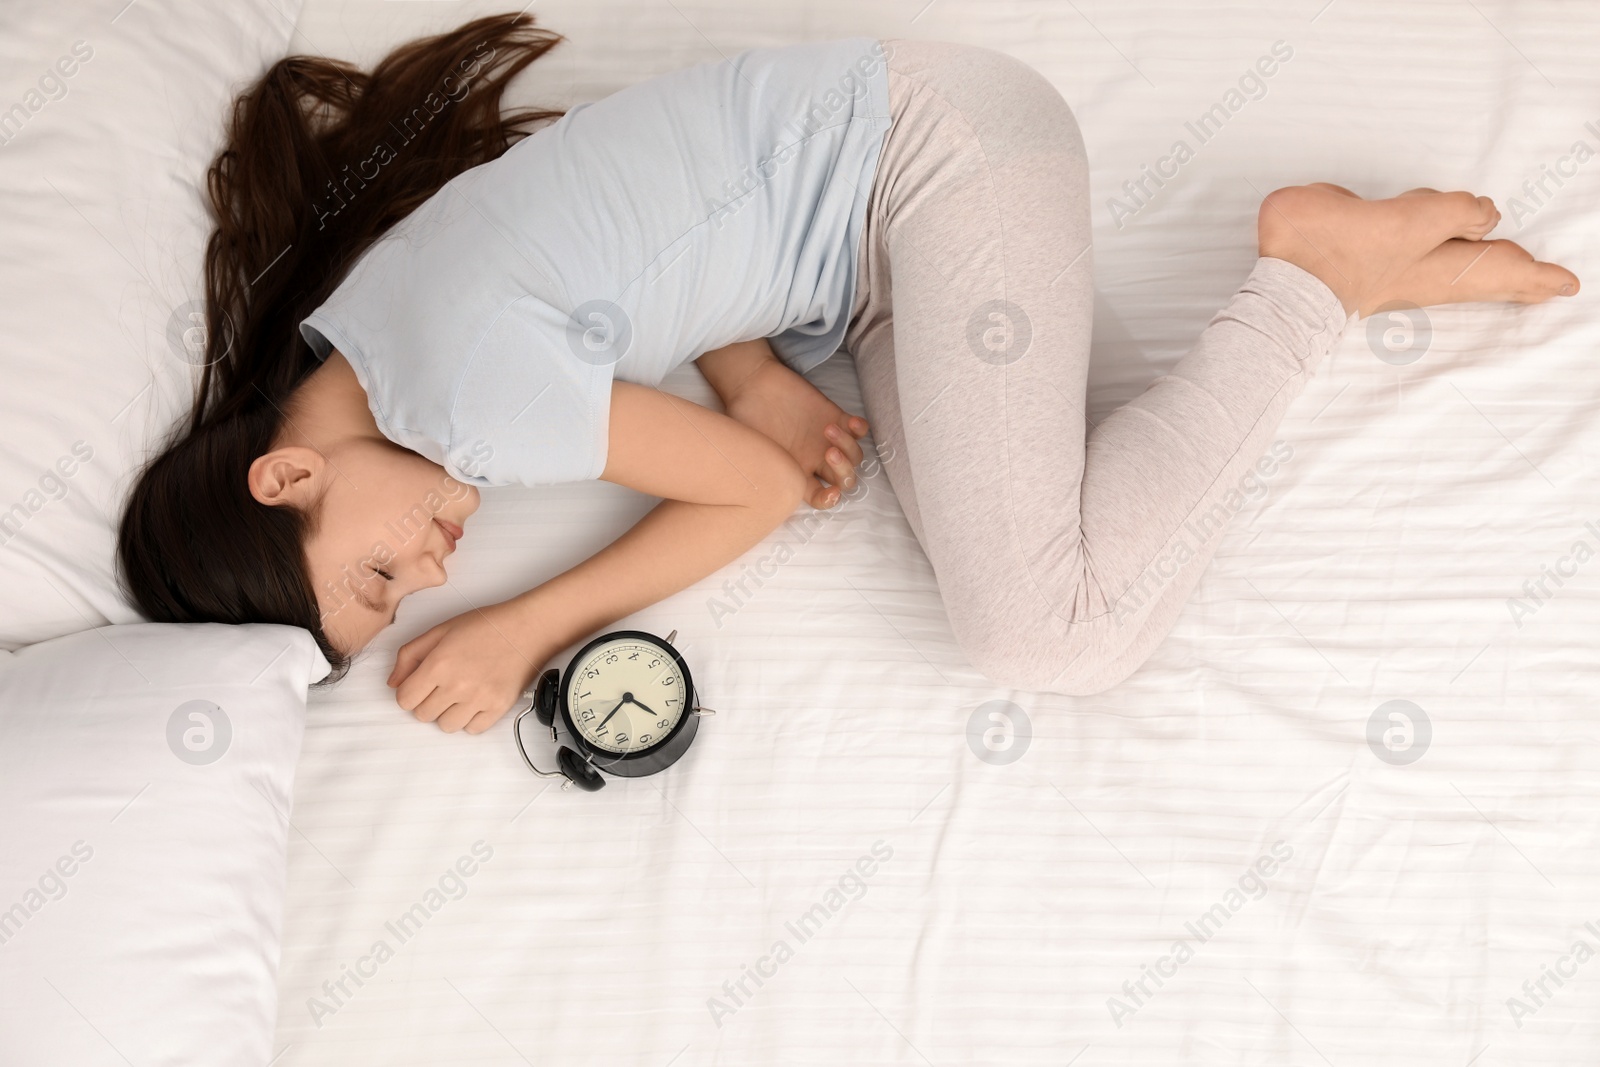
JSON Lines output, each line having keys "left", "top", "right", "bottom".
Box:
{"left": 513, "top": 628, "right": 714, "bottom": 791}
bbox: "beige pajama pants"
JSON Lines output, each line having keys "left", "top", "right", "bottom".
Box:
{"left": 842, "top": 39, "right": 1349, "bottom": 694}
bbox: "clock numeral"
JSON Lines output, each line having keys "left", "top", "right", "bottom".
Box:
{"left": 667, "top": 698, "right": 678, "bottom": 707}
{"left": 639, "top": 734, "right": 652, "bottom": 745}
{"left": 656, "top": 718, "right": 669, "bottom": 730}
{"left": 579, "top": 709, "right": 595, "bottom": 722}
{"left": 648, "top": 658, "right": 660, "bottom": 669}
{"left": 585, "top": 668, "right": 599, "bottom": 679}
{"left": 628, "top": 651, "right": 640, "bottom": 660}
{"left": 613, "top": 732, "right": 628, "bottom": 744}
{"left": 594, "top": 723, "right": 608, "bottom": 736}
{"left": 605, "top": 653, "right": 618, "bottom": 664}
{"left": 576, "top": 691, "right": 591, "bottom": 701}
{"left": 663, "top": 677, "right": 676, "bottom": 686}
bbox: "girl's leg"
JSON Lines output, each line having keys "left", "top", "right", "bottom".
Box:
{"left": 843, "top": 41, "right": 1489, "bottom": 694}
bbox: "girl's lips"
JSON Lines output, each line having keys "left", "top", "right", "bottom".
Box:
{"left": 435, "top": 518, "right": 463, "bottom": 551}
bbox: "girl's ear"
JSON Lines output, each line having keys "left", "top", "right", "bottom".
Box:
{"left": 247, "top": 446, "right": 325, "bottom": 508}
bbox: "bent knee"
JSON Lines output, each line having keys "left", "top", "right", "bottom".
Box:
{"left": 885, "top": 40, "right": 1086, "bottom": 174}
{"left": 912, "top": 41, "right": 1060, "bottom": 98}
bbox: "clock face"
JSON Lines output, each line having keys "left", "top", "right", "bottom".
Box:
{"left": 565, "top": 637, "right": 689, "bottom": 756}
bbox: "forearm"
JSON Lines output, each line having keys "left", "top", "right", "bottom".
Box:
{"left": 508, "top": 494, "right": 794, "bottom": 654}
{"left": 500, "top": 371, "right": 804, "bottom": 659}
{"left": 695, "top": 338, "right": 777, "bottom": 407}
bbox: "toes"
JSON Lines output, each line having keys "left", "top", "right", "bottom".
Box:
{"left": 1379, "top": 236, "right": 1578, "bottom": 309}
{"left": 1462, "top": 194, "right": 1501, "bottom": 239}
{"left": 1423, "top": 190, "right": 1500, "bottom": 242}
{"left": 1497, "top": 245, "right": 1579, "bottom": 297}
{"left": 1535, "top": 261, "right": 1580, "bottom": 297}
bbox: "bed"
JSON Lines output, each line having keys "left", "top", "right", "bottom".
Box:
{"left": 6, "top": 0, "right": 1600, "bottom": 1064}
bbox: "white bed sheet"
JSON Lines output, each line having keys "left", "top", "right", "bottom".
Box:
{"left": 271, "top": 2, "right": 1600, "bottom": 1064}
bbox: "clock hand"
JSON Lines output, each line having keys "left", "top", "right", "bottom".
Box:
{"left": 627, "top": 696, "right": 658, "bottom": 718}
{"left": 595, "top": 697, "right": 628, "bottom": 731}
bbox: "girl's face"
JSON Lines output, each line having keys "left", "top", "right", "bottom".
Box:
{"left": 297, "top": 437, "right": 481, "bottom": 655}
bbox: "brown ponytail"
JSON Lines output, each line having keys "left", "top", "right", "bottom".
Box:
{"left": 117, "top": 13, "right": 565, "bottom": 683}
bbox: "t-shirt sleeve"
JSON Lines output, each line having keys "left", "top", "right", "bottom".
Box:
{"left": 448, "top": 295, "right": 616, "bottom": 488}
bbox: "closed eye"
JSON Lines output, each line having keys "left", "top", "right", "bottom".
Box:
{"left": 357, "top": 567, "right": 398, "bottom": 625}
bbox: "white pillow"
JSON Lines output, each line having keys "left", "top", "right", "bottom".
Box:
{"left": 0, "top": 622, "right": 329, "bottom": 1067}
{"left": 0, "top": 0, "right": 303, "bottom": 650}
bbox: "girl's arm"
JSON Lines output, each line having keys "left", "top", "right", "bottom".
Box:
{"left": 388, "top": 379, "right": 809, "bottom": 733}
{"left": 695, "top": 337, "right": 775, "bottom": 404}
{"left": 514, "top": 379, "right": 809, "bottom": 649}
{"left": 695, "top": 338, "right": 873, "bottom": 510}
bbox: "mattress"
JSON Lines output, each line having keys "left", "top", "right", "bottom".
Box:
{"left": 272, "top": 1, "right": 1600, "bottom": 1063}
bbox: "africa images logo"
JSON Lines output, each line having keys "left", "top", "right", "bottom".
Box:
{"left": 1365, "top": 699, "right": 1430, "bottom": 766}
{"left": 166, "top": 700, "right": 231, "bottom": 766}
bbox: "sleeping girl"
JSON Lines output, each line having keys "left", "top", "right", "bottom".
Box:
{"left": 117, "top": 14, "right": 1578, "bottom": 733}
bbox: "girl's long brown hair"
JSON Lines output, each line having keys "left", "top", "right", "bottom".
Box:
{"left": 117, "top": 13, "right": 565, "bottom": 683}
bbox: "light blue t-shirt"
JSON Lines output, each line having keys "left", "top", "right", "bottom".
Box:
{"left": 300, "top": 37, "right": 893, "bottom": 487}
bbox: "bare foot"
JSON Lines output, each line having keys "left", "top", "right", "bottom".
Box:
{"left": 1360, "top": 238, "right": 1580, "bottom": 317}
{"left": 1257, "top": 183, "right": 1501, "bottom": 315}
{"left": 1294, "top": 184, "right": 1580, "bottom": 315}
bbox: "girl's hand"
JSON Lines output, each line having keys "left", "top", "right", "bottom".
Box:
{"left": 388, "top": 599, "right": 553, "bottom": 734}
{"left": 721, "top": 350, "right": 871, "bottom": 510}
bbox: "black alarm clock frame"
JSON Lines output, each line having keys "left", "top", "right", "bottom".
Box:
{"left": 513, "top": 628, "right": 716, "bottom": 792}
